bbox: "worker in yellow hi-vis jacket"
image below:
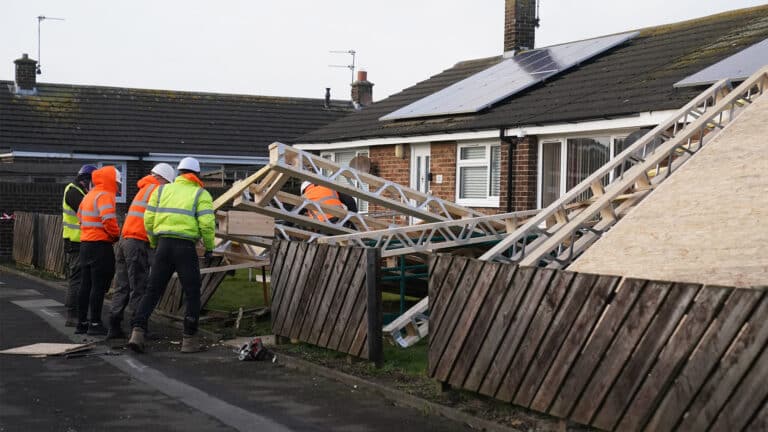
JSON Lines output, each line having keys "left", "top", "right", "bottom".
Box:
{"left": 128, "top": 157, "right": 215, "bottom": 354}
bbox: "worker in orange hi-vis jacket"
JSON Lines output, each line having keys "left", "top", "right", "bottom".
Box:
{"left": 76, "top": 165, "right": 122, "bottom": 336}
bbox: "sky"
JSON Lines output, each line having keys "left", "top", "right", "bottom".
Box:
{"left": 2, "top": 1, "right": 766, "bottom": 101}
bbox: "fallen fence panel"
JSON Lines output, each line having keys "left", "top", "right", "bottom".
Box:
{"left": 270, "top": 240, "right": 382, "bottom": 363}
{"left": 429, "top": 254, "right": 768, "bottom": 431}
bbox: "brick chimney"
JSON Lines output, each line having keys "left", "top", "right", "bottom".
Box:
{"left": 351, "top": 70, "right": 373, "bottom": 109}
{"left": 504, "top": 0, "right": 537, "bottom": 53}
{"left": 14, "top": 53, "right": 38, "bottom": 92}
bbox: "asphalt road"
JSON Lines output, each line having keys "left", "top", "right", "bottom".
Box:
{"left": 0, "top": 270, "right": 470, "bottom": 432}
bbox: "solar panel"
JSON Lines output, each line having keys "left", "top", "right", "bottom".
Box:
{"left": 674, "top": 38, "right": 768, "bottom": 87}
{"left": 380, "top": 31, "right": 639, "bottom": 121}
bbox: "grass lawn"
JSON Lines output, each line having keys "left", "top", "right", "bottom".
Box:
{"left": 205, "top": 268, "right": 269, "bottom": 312}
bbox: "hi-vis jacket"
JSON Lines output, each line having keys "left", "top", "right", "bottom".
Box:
{"left": 62, "top": 183, "right": 85, "bottom": 242}
{"left": 144, "top": 173, "right": 215, "bottom": 251}
{"left": 121, "top": 175, "right": 162, "bottom": 242}
{"left": 304, "top": 184, "right": 344, "bottom": 222}
{"left": 78, "top": 166, "right": 121, "bottom": 243}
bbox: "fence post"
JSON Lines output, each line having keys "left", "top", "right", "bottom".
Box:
{"left": 366, "top": 247, "right": 383, "bottom": 367}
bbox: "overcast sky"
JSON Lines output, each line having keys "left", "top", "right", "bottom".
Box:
{"left": 2, "top": 1, "right": 765, "bottom": 101}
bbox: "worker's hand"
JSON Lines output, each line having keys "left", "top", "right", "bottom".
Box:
{"left": 203, "top": 250, "right": 214, "bottom": 266}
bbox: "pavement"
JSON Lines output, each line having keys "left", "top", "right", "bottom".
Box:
{"left": 0, "top": 268, "right": 474, "bottom": 432}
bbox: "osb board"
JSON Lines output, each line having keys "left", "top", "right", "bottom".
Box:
{"left": 0, "top": 343, "right": 92, "bottom": 356}
{"left": 219, "top": 211, "right": 274, "bottom": 237}
{"left": 571, "top": 94, "right": 768, "bottom": 288}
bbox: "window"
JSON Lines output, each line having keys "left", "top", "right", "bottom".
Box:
{"left": 97, "top": 161, "right": 127, "bottom": 203}
{"left": 456, "top": 142, "right": 501, "bottom": 207}
{"left": 538, "top": 134, "right": 627, "bottom": 208}
{"left": 319, "top": 149, "right": 369, "bottom": 213}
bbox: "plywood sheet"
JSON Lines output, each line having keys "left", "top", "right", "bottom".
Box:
{"left": 571, "top": 95, "right": 768, "bottom": 287}
{"left": 0, "top": 343, "right": 92, "bottom": 356}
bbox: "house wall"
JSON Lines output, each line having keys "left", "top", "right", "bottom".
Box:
{"left": 510, "top": 136, "right": 538, "bottom": 212}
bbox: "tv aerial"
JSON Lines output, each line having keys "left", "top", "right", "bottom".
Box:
{"left": 329, "top": 49, "right": 356, "bottom": 84}
{"left": 37, "top": 15, "right": 65, "bottom": 74}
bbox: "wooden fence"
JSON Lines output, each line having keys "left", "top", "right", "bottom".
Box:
{"left": 429, "top": 254, "right": 768, "bottom": 431}
{"left": 12, "top": 212, "right": 66, "bottom": 276}
{"left": 270, "top": 240, "right": 382, "bottom": 363}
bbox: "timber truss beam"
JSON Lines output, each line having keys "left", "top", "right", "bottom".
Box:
{"left": 480, "top": 66, "right": 768, "bottom": 267}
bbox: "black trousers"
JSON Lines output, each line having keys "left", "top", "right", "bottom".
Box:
{"left": 78, "top": 241, "right": 115, "bottom": 325}
{"left": 132, "top": 237, "right": 201, "bottom": 336}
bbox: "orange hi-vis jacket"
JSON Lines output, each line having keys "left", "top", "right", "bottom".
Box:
{"left": 78, "top": 166, "right": 121, "bottom": 243}
{"left": 304, "top": 184, "right": 344, "bottom": 222}
{"left": 121, "top": 175, "right": 161, "bottom": 242}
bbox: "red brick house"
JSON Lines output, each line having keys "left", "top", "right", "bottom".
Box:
{"left": 292, "top": 2, "right": 768, "bottom": 215}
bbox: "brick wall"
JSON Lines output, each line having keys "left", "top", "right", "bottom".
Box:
{"left": 368, "top": 145, "right": 410, "bottom": 222}
{"left": 509, "top": 136, "right": 538, "bottom": 211}
{"left": 429, "top": 142, "right": 457, "bottom": 203}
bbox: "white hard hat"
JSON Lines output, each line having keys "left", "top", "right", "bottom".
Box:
{"left": 151, "top": 163, "right": 176, "bottom": 183}
{"left": 301, "top": 181, "right": 311, "bottom": 192}
{"left": 114, "top": 168, "right": 122, "bottom": 185}
{"left": 177, "top": 157, "right": 201, "bottom": 173}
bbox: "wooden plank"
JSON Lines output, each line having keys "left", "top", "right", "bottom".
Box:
{"left": 316, "top": 248, "right": 362, "bottom": 347}
{"left": 298, "top": 246, "right": 340, "bottom": 342}
{"left": 365, "top": 248, "right": 382, "bottom": 364}
{"left": 307, "top": 246, "right": 351, "bottom": 345}
{"left": 515, "top": 273, "right": 609, "bottom": 408}
{"left": 530, "top": 275, "right": 619, "bottom": 412}
{"left": 222, "top": 211, "right": 275, "bottom": 236}
{"left": 198, "top": 262, "right": 257, "bottom": 275}
{"left": 212, "top": 164, "right": 271, "bottom": 210}
{"left": 287, "top": 244, "right": 329, "bottom": 339}
{"left": 338, "top": 254, "right": 374, "bottom": 354}
{"left": 679, "top": 294, "right": 768, "bottom": 431}
{"left": 496, "top": 271, "right": 577, "bottom": 402}
{"left": 589, "top": 282, "right": 700, "bottom": 430}
{"left": 447, "top": 263, "right": 516, "bottom": 388}
{"left": 276, "top": 243, "right": 317, "bottom": 336}
{"left": 328, "top": 256, "right": 368, "bottom": 351}
{"left": 478, "top": 268, "right": 556, "bottom": 398}
{"left": 272, "top": 242, "right": 310, "bottom": 335}
{"left": 269, "top": 241, "right": 299, "bottom": 333}
{"left": 428, "top": 259, "right": 485, "bottom": 377}
{"left": 317, "top": 248, "right": 363, "bottom": 348}
{"left": 433, "top": 262, "right": 501, "bottom": 382}
{"left": 746, "top": 399, "right": 768, "bottom": 432}
{"left": 349, "top": 305, "right": 370, "bottom": 358}
{"left": 569, "top": 280, "right": 673, "bottom": 425}
{"left": 428, "top": 255, "right": 455, "bottom": 307}
{"left": 427, "top": 257, "right": 471, "bottom": 351}
{"left": 615, "top": 286, "right": 730, "bottom": 432}
{"left": 268, "top": 240, "right": 288, "bottom": 294}
{"left": 708, "top": 344, "right": 768, "bottom": 431}
{"left": 644, "top": 288, "right": 763, "bottom": 432}
{"left": 549, "top": 278, "right": 645, "bottom": 418}
{"left": 462, "top": 266, "right": 535, "bottom": 392}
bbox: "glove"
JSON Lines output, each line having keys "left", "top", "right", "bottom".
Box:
{"left": 204, "top": 250, "right": 214, "bottom": 266}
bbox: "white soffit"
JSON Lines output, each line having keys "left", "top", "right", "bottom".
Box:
{"left": 675, "top": 38, "right": 768, "bottom": 87}
{"left": 380, "top": 31, "right": 639, "bottom": 121}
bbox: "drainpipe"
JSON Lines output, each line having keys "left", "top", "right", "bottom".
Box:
{"left": 499, "top": 128, "right": 519, "bottom": 213}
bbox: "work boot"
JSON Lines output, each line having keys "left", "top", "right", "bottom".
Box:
{"left": 74, "top": 322, "right": 89, "bottom": 334}
{"left": 65, "top": 312, "right": 78, "bottom": 327}
{"left": 181, "top": 334, "right": 205, "bottom": 353}
{"left": 106, "top": 326, "right": 127, "bottom": 340}
{"left": 87, "top": 322, "right": 108, "bottom": 336}
{"left": 127, "top": 328, "right": 146, "bottom": 353}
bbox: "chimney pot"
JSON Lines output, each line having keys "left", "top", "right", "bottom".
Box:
{"left": 357, "top": 70, "right": 367, "bottom": 82}
{"left": 324, "top": 88, "right": 331, "bottom": 109}
{"left": 14, "top": 53, "right": 38, "bottom": 92}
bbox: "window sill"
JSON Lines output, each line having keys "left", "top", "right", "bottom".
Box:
{"left": 456, "top": 198, "right": 500, "bottom": 208}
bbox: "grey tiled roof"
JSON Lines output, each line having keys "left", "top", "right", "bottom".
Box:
{"left": 298, "top": 5, "right": 768, "bottom": 143}
{"left": 1, "top": 82, "right": 351, "bottom": 157}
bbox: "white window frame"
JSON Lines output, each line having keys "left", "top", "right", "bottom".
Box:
{"left": 536, "top": 132, "right": 629, "bottom": 209}
{"left": 97, "top": 160, "right": 128, "bottom": 203}
{"left": 455, "top": 140, "right": 501, "bottom": 208}
{"left": 319, "top": 148, "right": 369, "bottom": 213}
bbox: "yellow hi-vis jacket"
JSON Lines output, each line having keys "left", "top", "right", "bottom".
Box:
{"left": 62, "top": 182, "right": 85, "bottom": 242}
{"left": 144, "top": 173, "right": 215, "bottom": 251}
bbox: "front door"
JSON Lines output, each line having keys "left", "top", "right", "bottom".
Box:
{"left": 410, "top": 143, "right": 431, "bottom": 223}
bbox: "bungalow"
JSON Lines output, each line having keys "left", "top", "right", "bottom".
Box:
{"left": 293, "top": 2, "right": 768, "bottom": 215}
{"left": 0, "top": 55, "right": 354, "bottom": 214}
